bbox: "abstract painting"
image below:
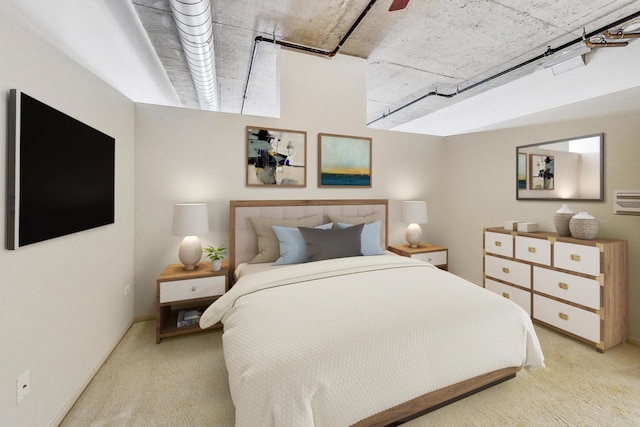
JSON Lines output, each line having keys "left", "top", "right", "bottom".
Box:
{"left": 246, "top": 126, "right": 306, "bottom": 187}
{"left": 318, "top": 133, "right": 372, "bottom": 187}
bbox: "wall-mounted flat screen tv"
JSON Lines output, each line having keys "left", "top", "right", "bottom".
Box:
{"left": 6, "top": 89, "right": 115, "bottom": 249}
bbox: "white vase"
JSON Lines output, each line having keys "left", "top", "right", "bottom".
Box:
{"left": 211, "top": 259, "right": 222, "bottom": 271}
{"left": 569, "top": 212, "right": 598, "bottom": 240}
{"left": 553, "top": 204, "right": 574, "bottom": 236}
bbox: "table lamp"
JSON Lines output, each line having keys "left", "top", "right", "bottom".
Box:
{"left": 401, "top": 201, "right": 428, "bottom": 248}
{"left": 172, "top": 203, "right": 209, "bottom": 270}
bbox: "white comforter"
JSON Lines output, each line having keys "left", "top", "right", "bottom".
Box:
{"left": 201, "top": 256, "right": 544, "bottom": 427}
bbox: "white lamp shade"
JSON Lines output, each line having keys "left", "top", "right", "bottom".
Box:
{"left": 172, "top": 203, "right": 209, "bottom": 236}
{"left": 401, "top": 201, "right": 428, "bottom": 224}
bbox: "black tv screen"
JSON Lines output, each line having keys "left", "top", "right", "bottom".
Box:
{"left": 6, "top": 89, "right": 115, "bottom": 249}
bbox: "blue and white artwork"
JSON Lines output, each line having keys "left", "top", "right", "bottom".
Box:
{"left": 319, "top": 133, "right": 372, "bottom": 187}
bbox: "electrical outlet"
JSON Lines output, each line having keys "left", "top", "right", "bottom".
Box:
{"left": 124, "top": 283, "right": 131, "bottom": 296}
{"left": 17, "top": 370, "right": 30, "bottom": 404}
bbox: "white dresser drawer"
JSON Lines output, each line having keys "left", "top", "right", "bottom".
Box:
{"left": 160, "top": 275, "right": 226, "bottom": 303}
{"left": 533, "top": 267, "right": 600, "bottom": 310}
{"left": 485, "top": 278, "right": 531, "bottom": 315}
{"left": 412, "top": 250, "right": 447, "bottom": 265}
{"left": 485, "top": 231, "right": 513, "bottom": 257}
{"left": 485, "top": 255, "right": 531, "bottom": 289}
{"left": 553, "top": 242, "right": 600, "bottom": 276}
{"left": 515, "top": 236, "right": 551, "bottom": 266}
{"left": 533, "top": 295, "right": 600, "bottom": 343}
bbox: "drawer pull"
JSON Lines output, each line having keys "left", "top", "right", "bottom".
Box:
{"left": 502, "top": 292, "right": 510, "bottom": 299}
{"left": 502, "top": 267, "right": 510, "bottom": 274}
{"left": 558, "top": 312, "right": 569, "bottom": 321}
{"left": 528, "top": 247, "right": 536, "bottom": 253}
{"left": 191, "top": 286, "right": 197, "bottom": 292}
{"left": 570, "top": 254, "right": 581, "bottom": 262}
{"left": 495, "top": 241, "right": 502, "bottom": 247}
{"left": 558, "top": 282, "right": 569, "bottom": 290}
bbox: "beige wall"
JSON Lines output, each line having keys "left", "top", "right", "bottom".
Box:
{"left": 133, "top": 50, "right": 444, "bottom": 316}
{"left": 442, "top": 88, "right": 640, "bottom": 341}
{"left": 0, "top": 6, "right": 135, "bottom": 427}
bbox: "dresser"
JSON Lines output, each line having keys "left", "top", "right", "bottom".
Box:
{"left": 483, "top": 227, "right": 627, "bottom": 352}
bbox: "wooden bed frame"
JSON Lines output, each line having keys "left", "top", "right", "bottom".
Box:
{"left": 228, "top": 199, "right": 520, "bottom": 426}
{"left": 353, "top": 366, "right": 520, "bottom": 426}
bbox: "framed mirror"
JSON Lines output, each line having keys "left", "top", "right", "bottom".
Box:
{"left": 516, "top": 133, "right": 603, "bottom": 201}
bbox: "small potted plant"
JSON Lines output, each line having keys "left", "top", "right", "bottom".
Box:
{"left": 203, "top": 245, "right": 227, "bottom": 271}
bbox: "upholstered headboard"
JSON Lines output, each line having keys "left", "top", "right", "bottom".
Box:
{"left": 229, "top": 199, "right": 388, "bottom": 272}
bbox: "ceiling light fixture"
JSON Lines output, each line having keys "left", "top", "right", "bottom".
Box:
{"left": 543, "top": 44, "right": 591, "bottom": 76}
{"left": 549, "top": 55, "right": 586, "bottom": 76}
{"left": 169, "top": 0, "right": 219, "bottom": 111}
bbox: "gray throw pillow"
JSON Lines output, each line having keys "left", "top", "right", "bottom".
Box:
{"left": 299, "top": 223, "right": 364, "bottom": 262}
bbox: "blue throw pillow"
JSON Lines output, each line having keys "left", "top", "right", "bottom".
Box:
{"left": 272, "top": 223, "right": 333, "bottom": 265}
{"left": 337, "top": 220, "right": 385, "bottom": 256}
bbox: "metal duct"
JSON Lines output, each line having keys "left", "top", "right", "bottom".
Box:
{"left": 169, "top": 0, "right": 219, "bottom": 111}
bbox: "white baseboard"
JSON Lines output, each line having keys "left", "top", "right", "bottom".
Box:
{"left": 134, "top": 313, "right": 155, "bottom": 322}
{"left": 51, "top": 318, "right": 134, "bottom": 426}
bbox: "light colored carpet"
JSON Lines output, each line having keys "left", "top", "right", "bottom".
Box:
{"left": 61, "top": 321, "right": 640, "bottom": 426}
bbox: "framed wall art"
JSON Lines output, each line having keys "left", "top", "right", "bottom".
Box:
{"left": 246, "top": 126, "right": 307, "bottom": 187}
{"left": 318, "top": 133, "right": 372, "bottom": 188}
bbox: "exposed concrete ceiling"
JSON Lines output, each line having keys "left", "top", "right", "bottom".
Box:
{"left": 132, "top": 0, "right": 640, "bottom": 131}
{"left": 4, "top": 0, "right": 640, "bottom": 136}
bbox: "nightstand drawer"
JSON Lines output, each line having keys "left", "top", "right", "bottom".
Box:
{"left": 412, "top": 250, "right": 447, "bottom": 265}
{"left": 160, "top": 275, "right": 226, "bottom": 303}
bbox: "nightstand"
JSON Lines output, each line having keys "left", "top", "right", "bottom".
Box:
{"left": 156, "top": 261, "right": 229, "bottom": 343}
{"left": 388, "top": 243, "right": 448, "bottom": 270}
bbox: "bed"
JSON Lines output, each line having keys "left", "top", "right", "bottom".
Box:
{"left": 200, "top": 199, "right": 544, "bottom": 426}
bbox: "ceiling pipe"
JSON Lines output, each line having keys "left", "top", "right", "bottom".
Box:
{"left": 242, "top": 0, "right": 379, "bottom": 112}
{"left": 602, "top": 30, "right": 640, "bottom": 39}
{"left": 584, "top": 38, "right": 628, "bottom": 48}
{"left": 254, "top": 0, "right": 378, "bottom": 58}
{"left": 367, "top": 10, "right": 640, "bottom": 126}
{"left": 583, "top": 28, "right": 628, "bottom": 48}
{"left": 169, "top": 0, "right": 219, "bottom": 111}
